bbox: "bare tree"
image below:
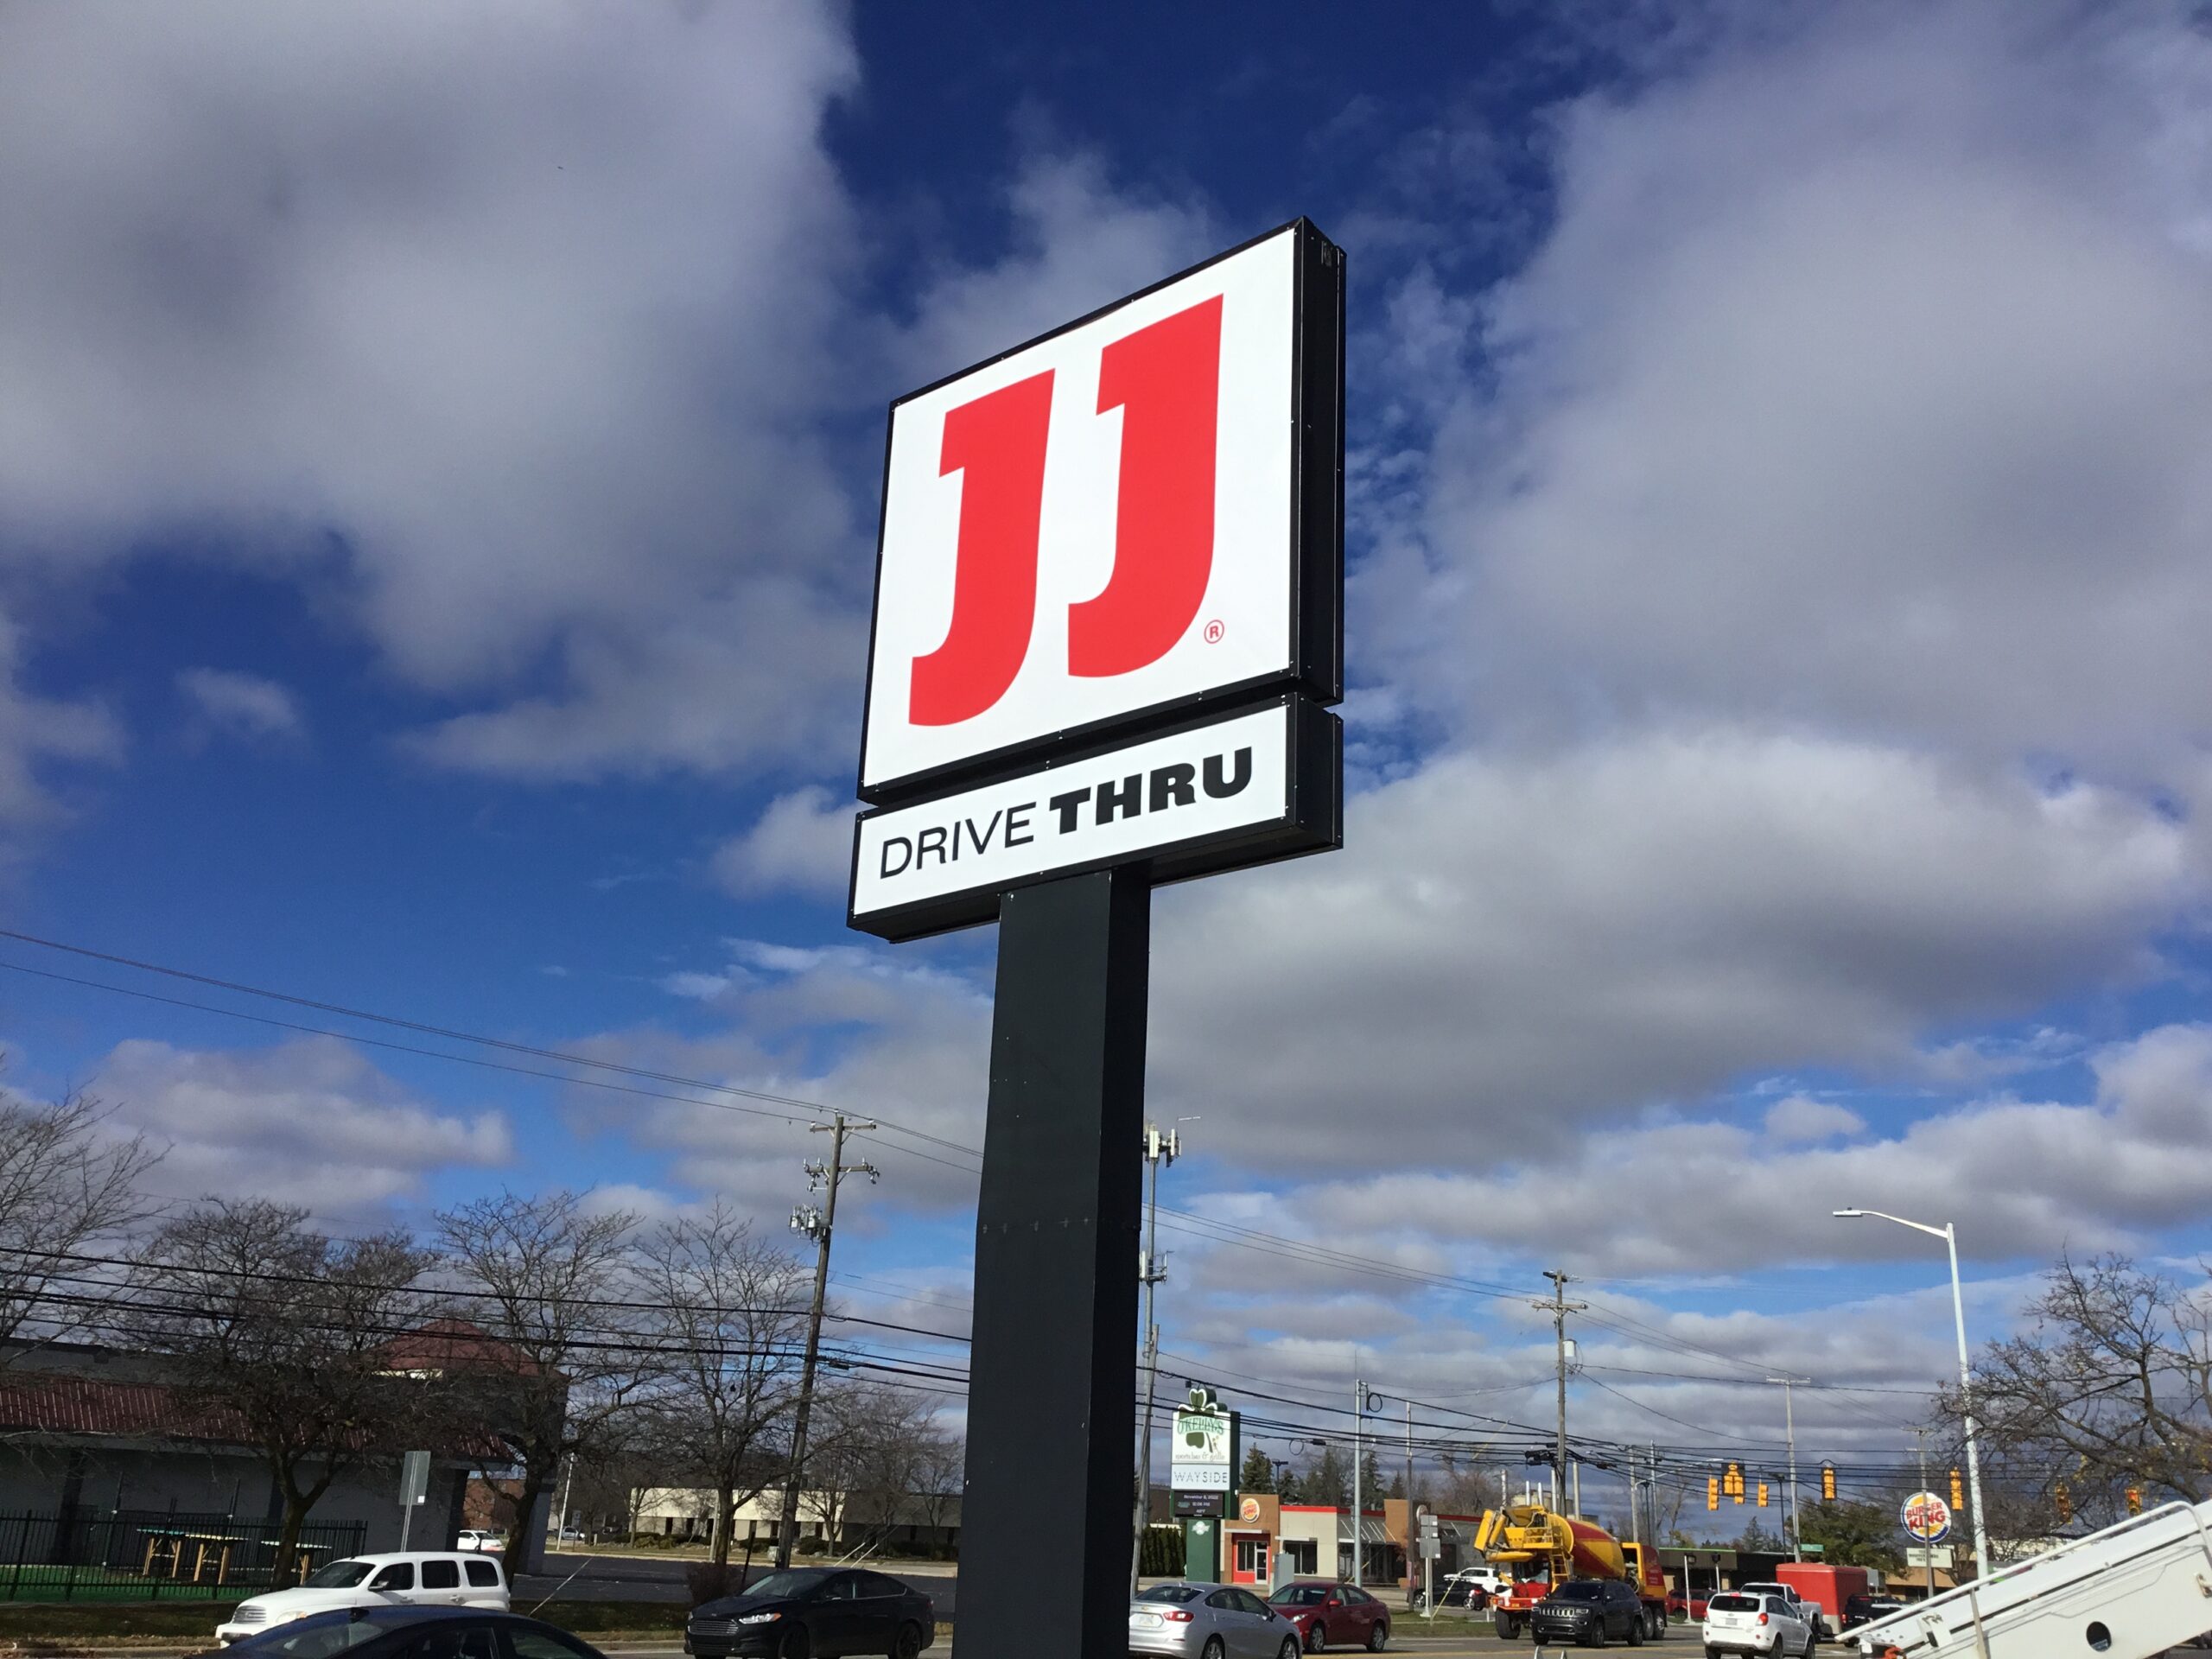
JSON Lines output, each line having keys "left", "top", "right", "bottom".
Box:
{"left": 137, "top": 1199, "right": 435, "bottom": 1586}
{"left": 632, "top": 1202, "right": 807, "bottom": 1567}
{"left": 1944, "top": 1253, "right": 2212, "bottom": 1527}
{"left": 805, "top": 1382, "right": 932, "bottom": 1553}
{"left": 910, "top": 1431, "right": 963, "bottom": 1556}
{"left": 0, "top": 1086, "right": 160, "bottom": 1358}
{"left": 435, "top": 1190, "right": 643, "bottom": 1577}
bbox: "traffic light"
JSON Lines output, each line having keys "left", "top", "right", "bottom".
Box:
{"left": 1724, "top": 1461, "right": 1743, "bottom": 1498}
{"left": 2126, "top": 1486, "right": 2143, "bottom": 1515}
{"left": 1757, "top": 1482, "right": 1770, "bottom": 1508}
{"left": 1821, "top": 1463, "right": 1837, "bottom": 1502}
{"left": 1949, "top": 1468, "right": 1964, "bottom": 1511}
{"left": 1707, "top": 1477, "right": 1719, "bottom": 1511}
{"left": 2054, "top": 1483, "right": 2072, "bottom": 1523}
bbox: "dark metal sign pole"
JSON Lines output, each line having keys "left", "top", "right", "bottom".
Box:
{"left": 956, "top": 867, "right": 1149, "bottom": 1659}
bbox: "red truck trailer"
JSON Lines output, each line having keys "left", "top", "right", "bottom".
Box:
{"left": 1777, "top": 1560, "right": 1870, "bottom": 1626}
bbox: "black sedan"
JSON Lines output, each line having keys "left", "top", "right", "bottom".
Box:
{"left": 199, "top": 1604, "right": 606, "bottom": 1659}
{"left": 1527, "top": 1578, "right": 1648, "bottom": 1647}
{"left": 687, "top": 1567, "right": 936, "bottom": 1659}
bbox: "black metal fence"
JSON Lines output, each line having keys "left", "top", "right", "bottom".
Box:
{"left": 0, "top": 1509, "right": 367, "bottom": 1601}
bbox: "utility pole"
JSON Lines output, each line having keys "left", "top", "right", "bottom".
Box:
{"left": 1130, "top": 1122, "right": 1181, "bottom": 1594}
{"left": 1404, "top": 1400, "right": 1414, "bottom": 1510}
{"left": 1767, "top": 1376, "right": 1808, "bottom": 1561}
{"left": 778, "top": 1112, "right": 877, "bottom": 1568}
{"left": 1352, "top": 1377, "right": 1364, "bottom": 1586}
{"left": 1535, "top": 1271, "right": 1586, "bottom": 1515}
{"left": 1914, "top": 1426, "right": 1935, "bottom": 1602}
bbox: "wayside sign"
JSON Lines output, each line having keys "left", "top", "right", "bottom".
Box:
{"left": 849, "top": 218, "right": 1345, "bottom": 938}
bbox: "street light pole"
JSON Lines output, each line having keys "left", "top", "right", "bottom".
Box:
{"left": 1834, "top": 1208, "right": 1993, "bottom": 1580}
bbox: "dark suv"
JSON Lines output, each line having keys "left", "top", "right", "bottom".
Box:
{"left": 1841, "top": 1592, "right": 1905, "bottom": 1630}
{"left": 1529, "top": 1578, "right": 1644, "bottom": 1646}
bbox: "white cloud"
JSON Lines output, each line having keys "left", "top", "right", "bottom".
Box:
{"left": 890, "top": 152, "right": 1214, "bottom": 392}
{"left": 1388, "top": 2, "right": 2212, "bottom": 771}
{"left": 0, "top": 611, "right": 119, "bottom": 826}
{"left": 712, "top": 785, "right": 853, "bottom": 899}
{"left": 1763, "top": 1096, "right": 1865, "bottom": 1144}
{"left": 1145, "top": 728, "right": 2191, "bottom": 1165}
{"left": 176, "top": 667, "right": 305, "bottom": 746}
{"left": 0, "top": 1, "right": 861, "bottom": 780}
{"left": 90, "top": 1035, "right": 512, "bottom": 1223}
{"left": 1185, "top": 1022, "right": 2212, "bottom": 1275}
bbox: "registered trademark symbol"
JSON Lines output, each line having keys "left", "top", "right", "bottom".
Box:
{"left": 1203, "top": 620, "right": 1224, "bottom": 644}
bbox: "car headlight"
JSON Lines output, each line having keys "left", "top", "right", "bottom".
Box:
{"left": 737, "top": 1613, "right": 782, "bottom": 1625}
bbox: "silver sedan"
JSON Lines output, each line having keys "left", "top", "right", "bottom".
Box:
{"left": 1130, "top": 1582, "right": 1301, "bottom": 1659}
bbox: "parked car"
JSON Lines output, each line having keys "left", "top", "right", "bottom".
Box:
{"left": 198, "top": 1605, "right": 597, "bottom": 1659}
{"left": 455, "top": 1532, "right": 505, "bottom": 1554}
{"left": 1840, "top": 1592, "right": 1905, "bottom": 1631}
{"left": 1701, "top": 1589, "right": 1815, "bottom": 1658}
{"left": 215, "top": 1554, "right": 510, "bottom": 1645}
{"left": 687, "top": 1566, "right": 935, "bottom": 1659}
{"left": 1411, "top": 1567, "right": 1502, "bottom": 1611}
{"left": 1132, "top": 1582, "right": 1301, "bottom": 1659}
{"left": 1740, "top": 1581, "right": 1827, "bottom": 1639}
{"left": 1528, "top": 1578, "right": 1648, "bottom": 1648}
{"left": 1263, "top": 1580, "right": 1391, "bottom": 1652}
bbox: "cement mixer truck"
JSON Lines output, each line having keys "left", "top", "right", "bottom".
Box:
{"left": 1473, "top": 1503, "right": 1670, "bottom": 1642}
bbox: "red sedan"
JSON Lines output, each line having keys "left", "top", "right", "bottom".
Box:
{"left": 1265, "top": 1581, "right": 1391, "bottom": 1653}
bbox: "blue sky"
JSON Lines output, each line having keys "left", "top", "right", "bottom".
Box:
{"left": 5, "top": 0, "right": 2212, "bottom": 1522}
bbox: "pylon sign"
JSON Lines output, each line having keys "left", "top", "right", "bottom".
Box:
{"left": 1901, "top": 1490, "right": 1953, "bottom": 1543}
{"left": 850, "top": 219, "right": 1344, "bottom": 941}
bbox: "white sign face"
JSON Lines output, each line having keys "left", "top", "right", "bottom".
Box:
{"left": 1172, "top": 1408, "right": 1232, "bottom": 1491}
{"left": 850, "top": 699, "right": 1333, "bottom": 939}
{"left": 861, "top": 222, "right": 1328, "bottom": 798}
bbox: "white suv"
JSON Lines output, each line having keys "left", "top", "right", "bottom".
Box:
{"left": 1740, "top": 1582, "right": 1827, "bottom": 1640}
{"left": 456, "top": 1531, "right": 506, "bottom": 1554}
{"left": 214, "top": 1552, "right": 509, "bottom": 1645}
{"left": 1702, "top": 1589, "right": 1815, "bottom": 1658}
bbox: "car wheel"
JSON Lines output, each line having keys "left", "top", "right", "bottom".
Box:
{"left": 1280, "top": 1640, "right": 1300, "bottom": 1659}
{"left": 1304, "top": 1624, "right": 1324, "bottom": 1654}
{"left": 1203, "top": 1638, "right": 1226, "bottom": 1659}
{"left": 1803, "top": 1631, "right": 1818, "bottom": 1658}
{"left": 779, "top": 1629, "right": 810, "bottom": 1659}
{"left": 891, "top": 1623, "right": 923, "bottom": 1659}
{"left": 1627, "top": 1611, "right": 1646, "bottom": 1646}
{"left": 1366, "top": 1620, "right": 1388, "bottom": 1652}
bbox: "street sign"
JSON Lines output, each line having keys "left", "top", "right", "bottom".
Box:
{"left": 859, "top": 219, "right": 1344, "bottom": 804}
{"left": 1801, "top": 1542, "right": 1826, "bottom": 1557}
{"left": 1902, "top": 1491, "right": 1954, "bottom": 1543}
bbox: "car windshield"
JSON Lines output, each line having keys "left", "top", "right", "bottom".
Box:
{"left": 1548, "top": 1582, "right": 1605, "bottom": 1602}
{"left": 1136, "top": 1586, "right": 1204, "bottom": 1604}
{"left": 742, "top": 1570, "right": 834, "bottom": 1601}
{"left": 1709, "top": 1594, "right": 1759, "bottom": 1612}
{"left": 1268, "top": 1586, "right": 1331, "bottom": 1606}
{"left": 301, "top": 1560, "right": 377, "bottom": 1589}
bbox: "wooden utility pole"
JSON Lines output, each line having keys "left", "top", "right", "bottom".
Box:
{"left": 777, "top": 1112, "right": 876, "bottom": 1567}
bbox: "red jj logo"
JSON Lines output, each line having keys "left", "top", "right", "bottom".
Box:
{"left": 909, "top": 296, "right": 1223, "bottom": 726}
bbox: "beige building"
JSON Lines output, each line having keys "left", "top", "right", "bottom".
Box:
{"left": 631, "top": 1487, "right": 961, "bottom": 1557}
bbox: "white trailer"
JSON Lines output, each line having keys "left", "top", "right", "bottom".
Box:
{"left": 1849, "top": 1498, "right": 2212, "bottom": 1658}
